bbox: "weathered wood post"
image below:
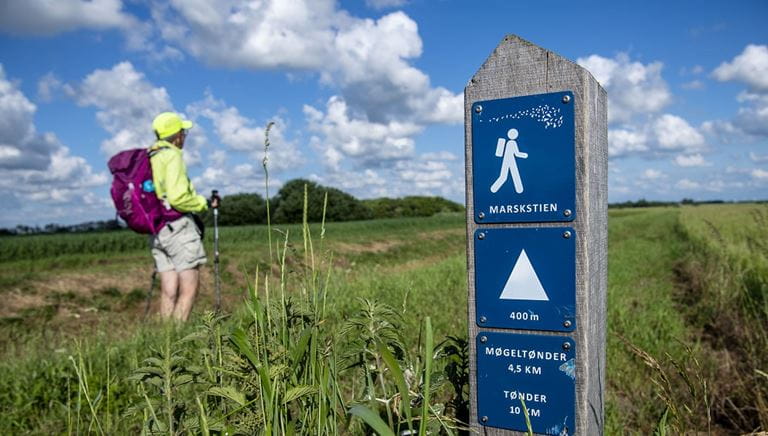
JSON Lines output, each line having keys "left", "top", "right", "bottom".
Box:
{"left": 465, "top": 35, "right": 607, "bottom": 435}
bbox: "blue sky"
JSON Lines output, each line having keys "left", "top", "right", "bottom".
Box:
{"left": 0, "top": 0, "right": 766, "bottom": 227}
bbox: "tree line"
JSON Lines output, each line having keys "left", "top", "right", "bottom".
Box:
{"left": 204, "top": 178, "right": 464, "bottom": 226}
{"left": 1, "top": 220, "right": 122, "bottom": 236}
{"left": 1, "top": 178, "right": 464, "bottom": 236}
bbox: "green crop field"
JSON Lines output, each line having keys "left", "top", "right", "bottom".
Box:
{"left": 0, "top": 205, "right": 766, "bottom": 434}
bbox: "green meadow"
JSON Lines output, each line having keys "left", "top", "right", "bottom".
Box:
{"left": 0, "top": 204, "right": 766, "bottom": 434}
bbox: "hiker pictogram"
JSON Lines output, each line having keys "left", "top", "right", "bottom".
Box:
{"left": 490, "top": 128, "right": 528, "bottom": 194}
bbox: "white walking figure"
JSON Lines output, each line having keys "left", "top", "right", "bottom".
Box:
{"left": 490, "top": 128, "right": 528, "bottom": 194}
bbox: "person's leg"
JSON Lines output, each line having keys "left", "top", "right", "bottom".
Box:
{"left": 159, "top": 271, "right": 180, "bottom": 318}
{"left": 173, "top": 267, "right": 199, "bottom": 321}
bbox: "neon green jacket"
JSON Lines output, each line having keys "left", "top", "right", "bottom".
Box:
{"left": 149, "top": 140, "right": 208, "bottom": 213}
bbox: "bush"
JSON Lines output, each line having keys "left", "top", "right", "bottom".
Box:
{"left": 272, "top": 178, "right": 372, "bottom": 223}
{"left": 216, "top": 193, "right": 267, "bottom": 226}
{"left": 363, "top": 196, "right": 463, "bottom": 219}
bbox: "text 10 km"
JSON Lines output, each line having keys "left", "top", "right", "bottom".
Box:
{"left": 510, "top": 406, "right": 541, "bottom": 417}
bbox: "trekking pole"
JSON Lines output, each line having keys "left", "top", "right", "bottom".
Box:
{"left": 143, "top": 268, "right": 157, "bottom": 320}
{"left": 212, "top": 190, "right": 221, "bottom": 312}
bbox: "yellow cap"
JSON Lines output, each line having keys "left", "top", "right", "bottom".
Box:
{"left": 152, "top": 112, "right": 193, "bottom": 138}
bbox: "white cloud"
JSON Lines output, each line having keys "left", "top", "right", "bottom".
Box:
{"left": 8, "top": 2, "right": 463, "bottom": 185}
{"left": 0, "top": 0, "right": 134, "bottom": 36}
{"left": 578, "top": 53, "right": 671, "bottom": 123}
{"left": 700, "top": 93, "right": 768, "bottom": 139}
{"left": 641, "top": 169, "right": 665, "bottom": 180}
{"left": 0, "top": 65, "right": 108, "bottom": 227}
{"left": 396, "top": 159, "right": 453, "bottom": 189}
{"left": 151, "top": 0, "right": 339, "bottom": 70}
{"left": 187, "top": 93, "right": 303, "bottom": 172}
{"left": 752, "top": 169, "right": 768, "bottom": 180}
{"left": 365, "top": 0, "right": 408, "bottom": 9}
{"left": 307, "top": 149, "right": 464, "bottom": 202}
{"left": 674, "top": 153, "right": 711, "bottom": 167}
{"left": 421, "top": 151, "right": 459, "bottom": 161}
{"left": 72, "top": 62, "right": 206, "bottom": 165}
{"left": 608, "top": 113, "right": 707, "bottom": 159}
{"left": 146, "top": 1, "right": 461, "bottom": 174}
{"left": 73, "top": 62, "right": 174, "bottom": 156}
{"left": 304, "top": 96, "right": 422, "bottom": 169}
{"left": 732, "top": 100, "right": 768, "bottom": 137}
{"left": 192, "top": 161, "right": 282, "bottom": 198}
{"left": 749, "top": 152, "right": 768, "bottom": 163}
{"left": 0, "top": 65, "right": 58, "bottom": 170}
{"left": 608, "top": 128, "right": 649, "bottom": 157}
{"left": 652, "top": 114, "right": 705, "bottom": 151}
{"left": 328, "top": 11, "right": 461, "bottom": 124}
{"left": 704, "top": 45, "right": 768, "bottom": 139}
{"left": 681, "top": 80, "right": 704, "bottom": 90}
{"left": 37, "top": 73, "right": 63, "bottom": 102}
{"left": 676, "top": 178, "right": 700, "bottom": 190}
{"left": 713, "top": 44, "right": 768, "bottom": 92}
{"left": 209, "top": 149, "right": 228, "bottom": 167}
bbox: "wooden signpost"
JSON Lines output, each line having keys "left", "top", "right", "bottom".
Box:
{"left": 465, "top": 35, "right": 607, "bottom": 435}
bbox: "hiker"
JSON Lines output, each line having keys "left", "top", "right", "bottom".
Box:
{"left": 149, "top": 112, "right": 218, "bottom": 321}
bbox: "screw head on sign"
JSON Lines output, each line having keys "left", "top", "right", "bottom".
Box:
{"left": 475, "top": 105, "right": 483, "bottom": 113}
{"left": 564, "top": 209, "right": 572, "bottom": 217}
{"left": 563, "top": 320, "right": 572, "bottom": 328}
{"left": 481, "top": 416, "right": 488, "bottom": 423}
{"left": 562, "top": 95, "right": 571, "bottom": 104}
{"left": 480, "top": 316, "right": 487, "bottom": 324}
{"left": 562, "top": 342, "right": 572, "bottom": 351}
{"left": 480, "top": 335, "right": 488, "bottom": 343}
{"left": 478, "top": 232, "right": 485, "bottom": 240}
{"left": 478, "top": 212, "right": 485, "bottom": 220}
{"left": 563, "top": 231, "right": 572, "bottom": 239}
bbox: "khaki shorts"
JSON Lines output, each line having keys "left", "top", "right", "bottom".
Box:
{"left": 150, "top": 216, "right": 207, "bottom": 272}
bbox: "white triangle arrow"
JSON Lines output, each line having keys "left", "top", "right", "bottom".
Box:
{"left": 499, "top": 249, "right": 550, "bottom": 301}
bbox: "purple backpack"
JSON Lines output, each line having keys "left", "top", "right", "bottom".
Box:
{"left": 108, "top": 147, "right": 182, "bottom": 234}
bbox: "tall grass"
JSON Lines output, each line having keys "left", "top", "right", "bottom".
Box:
{"left": 604, "top": 208, "right": 699, "bottom": 433}
{"left": 0, "top": 123, "right": 469, "bottom": 435}
{"left": 677, "top": 204, "right": 768, "bottom": 432}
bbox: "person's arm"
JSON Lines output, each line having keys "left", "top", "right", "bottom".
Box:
{"left": 163, "top": 152, "right": 208, "bottom": 213}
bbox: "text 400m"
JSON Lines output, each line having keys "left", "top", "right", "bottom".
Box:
{"left": 510, "top": 311, "right": 539, "bottom": 321}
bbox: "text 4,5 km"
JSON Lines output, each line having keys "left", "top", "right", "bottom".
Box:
{"left": 508, "top": 364, "right": 542, "bottom": 375}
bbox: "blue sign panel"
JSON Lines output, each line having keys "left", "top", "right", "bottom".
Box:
{"left": 476, "top": 332, "right": 575, "bottom": 434}
{"left": 472, "top": 91, "right": 575, "bottom": 224}
{"left": 475, "top": 227, "right": 575, "bottom": 332}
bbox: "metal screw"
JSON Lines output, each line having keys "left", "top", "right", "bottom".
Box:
{"left": 562, "top": 95, "right": 571, "bottom": 104}
{"left": 475, "top": 105, "right": 483, "bottom": 113}
{"left": 563, "top": 231, "right": 572, "bottom": 239}
{"left": 480, "top": 335, "right": 488, "bottom": 342}
{"left": 478, "top": 232, "right": 485, "bottom": 240}
{"left": 563, "top": 320, "right": 572, "bottom": 328}
{"left": 481, "top": 416, "right": 488, "bottom": 423}
{"left": 562, "top": 342, "right": 571, "bottom": 351}
{"left": 564, "top": 209, "right": 572, "bottom": 217}
{"left": 478, "top": 212, "right": 485, "bottom": 220}
{"left": 480, "top": 317, "right": 487, "bottom": 324}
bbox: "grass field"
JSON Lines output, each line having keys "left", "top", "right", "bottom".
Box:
{"left": 0, "top": 205, "right": 766, "bottom": 434}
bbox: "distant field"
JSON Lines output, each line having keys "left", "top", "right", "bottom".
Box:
{"left": 0, "top": 205, "right": 765, "bottom": 434}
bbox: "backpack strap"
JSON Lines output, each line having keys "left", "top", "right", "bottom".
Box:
{"left": 148, "top": 145, "right": 171, "bottom": 158}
